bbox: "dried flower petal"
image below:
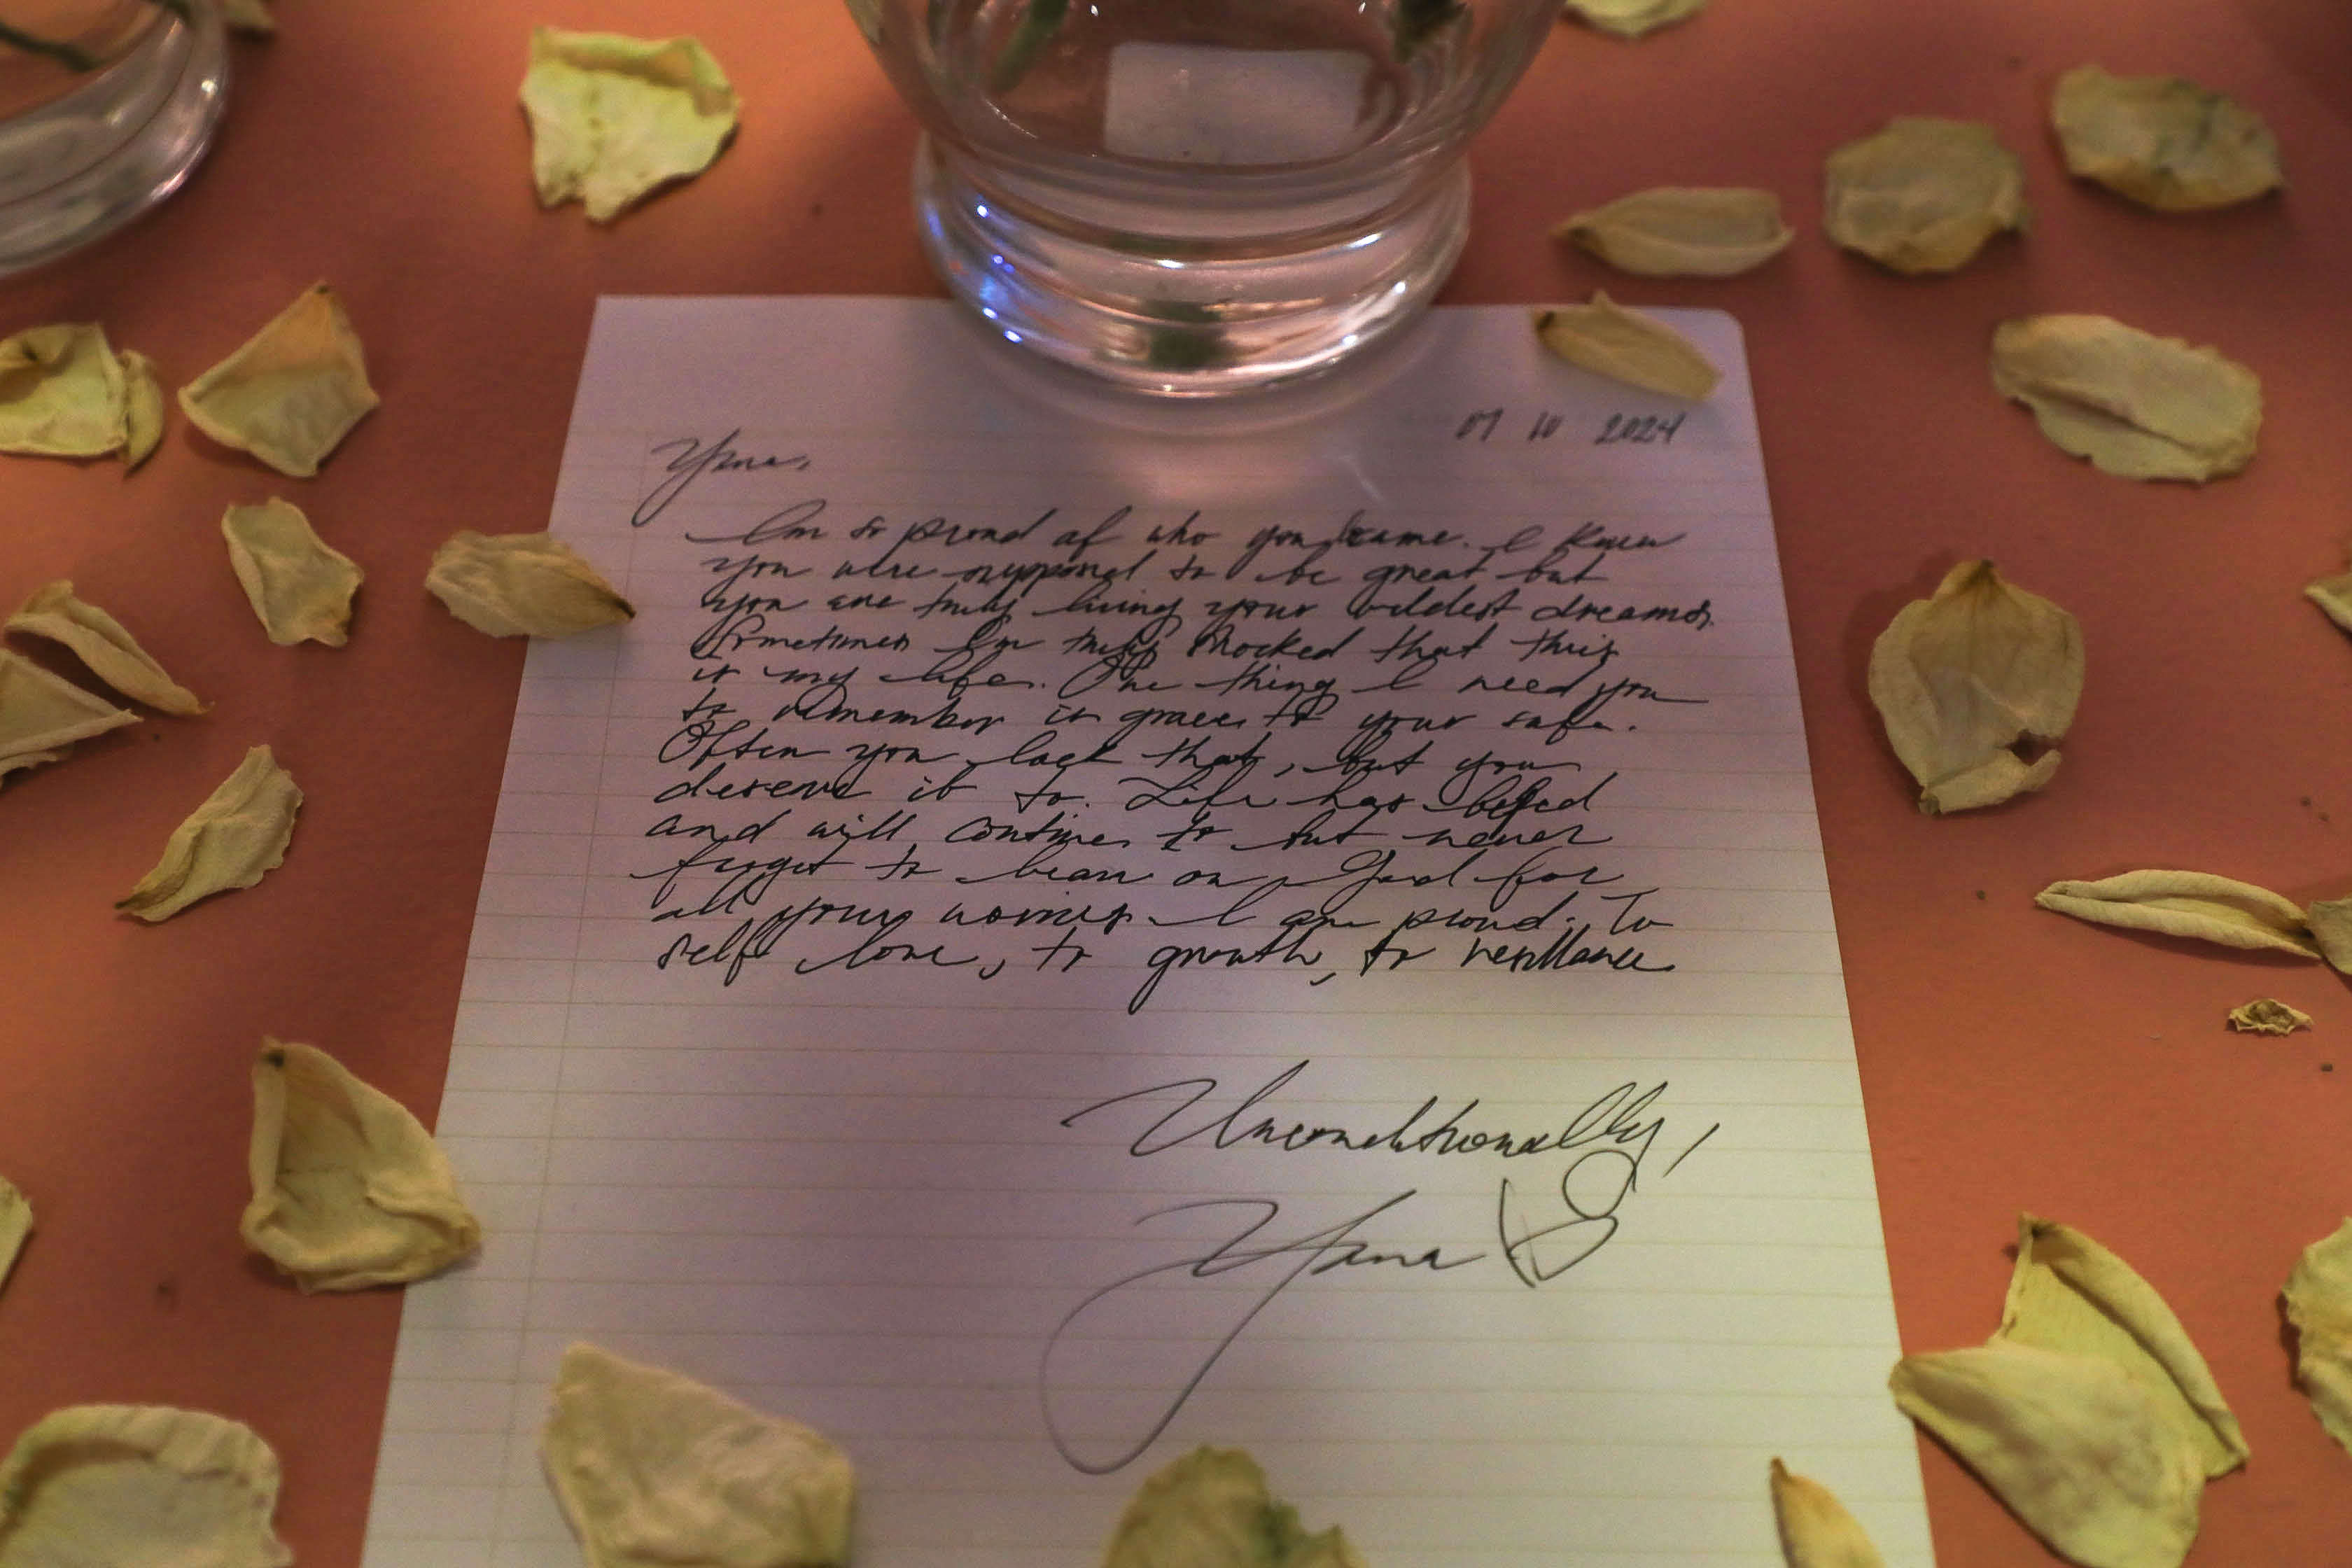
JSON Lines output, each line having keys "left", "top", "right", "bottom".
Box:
{"left": 1532, "top": 294, "right": 1719, "bottom": 401}
{"left": 119, "top": 348, "right": 164, "bottom": 469}
{"left": 1554, "top": 187, "right": 1793, "bottom": 277}
{"left": 1865, "top": 560, "right": 2082, "bottom": 815}
{"left": 2052, "top": 66, "right": 2282, "bottom": 212}
{"left": 0, "top": 1177, "right": 28, "bottom": 1294}
{"left": 1562, "top": 0, "right": 1706, "bottom": 41}
{"left": 2304, "top": 561, "right": 2352, "bottom": 638}
{"left": 1768, "top": 1460, "right": 1885, "bottom": 1568}
{"left": 0, "top": 648, "right": 138, "bottom": 784}
{"left": 117, "top": 745, "right": 302, "bottom": 922}
{"left": 2284, "top": 1219, "right": 2352, "bottom": 1458}
{"left": 1991, "top": 314, "right": 2260, "bottom": 483}
{"left": 1103, "top": 1446, "right": 1364, "bottom": 1568}
{"left": 221, "top": 498, "right": 364, "bottom": 648}
{"left": 1996, "top": 1216, "right": 2248, "bottom": 1476}
{"left": 2308, "top": 896, "right": 2352, "bottom": 975}
{"left": 2034, "top": 869, "right": 2318, "bottom": 959}
{"left": 2227, "top": 997, "right": 2312, "bottom": 1035}
{"left": 0, "top": 1404, "right": 290, "bottom": 1568}
{"left": 6, "top": 580, "right": 205, "bottom": 715}
{"left": 178, "top": 284, "right": 379, "bottom": 478}
{"left": 223, "top": 0, "right": 274, "bottom": 34}
{"left": 241, "top": 1040, "right": 481, "bottom": 1291}
{"left": 0, "top": 323, "right": 129, "bottom": 458}
{"left": 1890, "top": 1340, "right": 2206, "bottom": 1568}
{"left": 427, "top": 530, "right": 636, "bottom": 638}
{"left": 542, "top": 1343, "right": 855, "bottom": 1568}
{"left": 1823, "top": 118, "right": 2027, "bottom": 274}
{"left": 522, "top": 28, "right": 739, "bottom": 223}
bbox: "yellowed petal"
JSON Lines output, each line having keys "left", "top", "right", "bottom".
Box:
{"left": 0, "top": 323, "right": 128, "bottom": 458}
{"left": 2309, "top": 896, "right": 2352, "bottom": 975}
{"left": 1555, "top": 187, "right": 1793, "bottom": 277}
{"left": 522, "top": 28, "right": 739, "bottom": 223}
{"left": 1823, "top": 118, "right": 2026, "bottom": 274}
{"left": 1532, "top": 294, "right": 1719, "bottom": 401}
{"left": 1991, "top": 314, "right": 2260, "bottom": 483}
{"left": 1768, "top": 1459, "right": 1885, "bottom": 1568}
{"left": 2284, "top": 1219, "right": 2352, "bottom": 1458}
{"left": 1104, "top": 1446, "right": 1366, "bottom": 1568}
{"left": 2227, "top": 997, "right": 2311, "bottom": 1035}
{"left": 222, "top": 498, "right": 364, "bottom": 648}
{"left": 117, "top": 745, "right": 301, "bottom": 922}
{"left": 2034, "top": 869, "right": 2319, "bottom": 958}
{"left": 1865, "top": 560, "right": 2082, "bottom": 815}
{"left": 240, "top": 1040, "right": 480, "bottom": 1291}
{"left": 542, "top": 1342, "right": 855, "bottom": 1568}
{"left": 427, "top": 530, "right": 636, "bottom": 638}
{"left": 1996, "top": 1216, "right": 2248, "bottom": 1477}
{"left": 1891, "top": 1340, "right": 2204, "bottom": 1568}
{"left": 0, "top": 648, "right": 139, "bottom": 784}
{"left": 177, "top": 284, "right": 379, "bottom": 477}
{"left": 222, "top": 0, "right": 274, "bottom": 34}
{"left": 2304, "top": 561, "right": 2352, "bottom": 638}
{"left": 2053, "top": 66, "right": 2282, "bottom": 212}
{"left": 7, "top": 580, "right": 206, "bottom": 715}
{"left": 118, "top": 349, "right": 164, "bottom": 469}
{"left": 0, "top": 1404, "right": 290, "bottom": 1568}
{"left": 1562, "top": 0, "right": 1705, "bottom": 39}
{"left": 0, "top": 1177, "right": 29, "bottom": 1295}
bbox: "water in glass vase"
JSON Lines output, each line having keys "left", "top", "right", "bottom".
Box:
{"left": 887, "top": 0, "right": 1553, "bottom": 392}
{"left": 0, "top": 0, "right": 227, "bottom": 275}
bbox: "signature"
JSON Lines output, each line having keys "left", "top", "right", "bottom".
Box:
{"left": 1038, "top": 1191, "right": 1481, "bottom": 1473}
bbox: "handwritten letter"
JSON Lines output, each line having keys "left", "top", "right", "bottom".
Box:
{"left": 364, "top": 301, "right": 1931, "bottom": 1568}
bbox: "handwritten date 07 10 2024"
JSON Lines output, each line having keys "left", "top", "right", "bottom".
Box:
{"left": 1038, "top": 1062, "right": 1721, "bottom": 1472}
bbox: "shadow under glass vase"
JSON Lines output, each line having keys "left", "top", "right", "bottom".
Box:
{"left": 0, "top": 0, "right": 227, "bottom": 278}
{"left": 861, "top": 0, "right": 1555, "bottom": 396}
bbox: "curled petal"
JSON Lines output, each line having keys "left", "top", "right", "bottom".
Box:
{"left": 2034, "top": 869, "right": 2318, "bottom": 958}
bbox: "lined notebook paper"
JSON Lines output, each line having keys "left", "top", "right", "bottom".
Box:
{"left": 363, "top": 299, "right": 1933, "bottom": 1567}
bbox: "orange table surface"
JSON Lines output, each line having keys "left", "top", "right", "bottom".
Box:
{"left": 4, "top": 1, "right": 2351, "bottom": 1562}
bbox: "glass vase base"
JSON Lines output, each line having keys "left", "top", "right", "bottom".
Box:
{"left": 912, "top": 136, "right": 1470, "bottom": 398}
{"left": 0, "top": 4, "right": 228, "bottom": 279}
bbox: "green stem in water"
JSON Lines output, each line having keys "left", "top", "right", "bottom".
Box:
{"left": 988, "top": 0, "right": 1068, "bottom": 94}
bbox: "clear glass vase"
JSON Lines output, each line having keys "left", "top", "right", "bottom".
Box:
{"left": 0, "top": 0, "right": 227, "bottom": 277}
{"left": 851, "top": 0, "right": 1555, "bottom": 395}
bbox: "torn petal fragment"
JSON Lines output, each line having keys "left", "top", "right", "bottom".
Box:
{"left": 2304, "top": 560, "right": 2352, "bottom": 637}
{"left": 1561, "top": 0, "right": 1707, "bottom": 41}
{"left": 1865, "top": 560, "right": 2083, "bottom": 815}
{"left": 427, "top": 531, "right": 636, "bottom": 638}
{"left": 1102, "top": 1446, "right": 1366, "bottom": 1568}
{"left": 222, "top": 0, "right": 274, "bottom": 34}
{"left": 0, "top": 1404, "right": 290, "bottom": 1568}
{"left": 0, "top": 1177, "right": 28, "bottom": 1294}
{"left": 1554, "top": 186, "right": 1793, "bottom": 277}
{"left": 1769, "top": 1459, "right": 1886, "bottom": 1568}
{"left": 542, "top": 1342, "right": 855, "bottom": 1568}
{"left": 2227, "top": 997, "right": 2312, "bottom": 1035}
{"left": 1532, "top": 293, "right": 1719, "bottom": 401}
{"left": 222, "top": 498, "right": 364, "bottom": 648}
{"left": 2284, "top": 1219, "right": 2352, "bottom": 1459}
{"left": 2052, "top": 66, "right": 2282, "bottom": 212}
{"left": 1823, "top": 118, "right": 2027, "bottom": 274}
{"left": 0, "top": 648, "right": 139, "bottom": 785}
{"left": 1891, "top": 1340, "right": 2205, "bottom": 1568}
{"left": 1996, "top": 1216, "right": 2249, "bottom": 1477}
{"left": 6, "top": 580, "right": 205, "bottom": 715}
{"left": 2033, "top": 869, "right": 2319, "bottom": 958}
{"left": 119, "top": 349, "right": 164, "bottom": 469}
{"left": 522, "top": 28, "right": 740, "bottom": 223}
{"left": 1991, "top": 314, "right": 2260, "bottom": 482}
{"left": 116, "top": 745, "right": 301, "bottom": 922}
{"left": 241, "top": 1040, "right": 481, "bottom": 1291}
{"left": 0, "top": 322, "right": 130, "bottom": 458}
{"left": 178, "top": 284, "right": 379, "bottom": 477}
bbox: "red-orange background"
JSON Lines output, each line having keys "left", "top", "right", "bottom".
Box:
{"left": 1, "top": 1, "right": 2348, "bottom": 1562}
